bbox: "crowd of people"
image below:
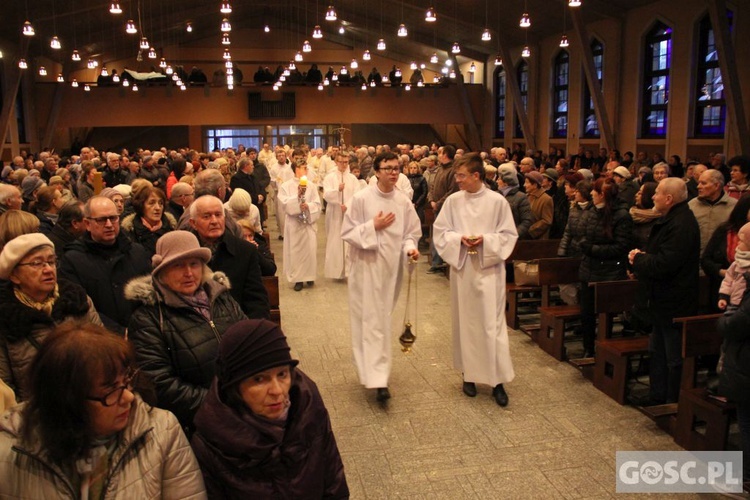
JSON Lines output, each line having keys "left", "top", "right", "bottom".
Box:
{"left": 0, "top": 139, "right": 748, "bottom": 492}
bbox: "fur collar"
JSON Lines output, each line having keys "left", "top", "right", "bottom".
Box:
{"left": 121, "top": 212, "right": 178, "bottom": 232}
{"left": 124, "top": 271, "right": 231, "bottom": 306}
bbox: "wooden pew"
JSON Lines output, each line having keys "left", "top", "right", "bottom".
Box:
{"left": 592, "top": 280, "right": 645, "bottom": 403}
{"left": 505, "top": 239, "right": 561, "bottom": 330}
{"left": 672, "top": 314, "right": 735, "bottom": 451}
{"left": 534, "top": 257, "right": 582, "bottom": 360}
{"left": 262, "top": 276, "right": 281, "bottom": 326}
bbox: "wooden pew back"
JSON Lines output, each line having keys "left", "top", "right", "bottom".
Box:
{"left": 507, "top": 239, "right": 561, "bottom": 263}
{"left": 262, "top": 276, "right": 281, "bottom": 325}
{"left": 673, "top": 314, "right": 722, "bottom": 390}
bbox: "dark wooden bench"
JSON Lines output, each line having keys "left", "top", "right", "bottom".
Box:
{"left": 592, "top": 280, "right": 644, "bottom": 403}
{"left": 262, "top": 276, "right": 281, "bottom": 326}
{"left": 534, "top": 257, "right": 581, "bottom": 360}
{"left": 672, "top": 314, "right": 735, "bottom": 451}
{"left": 505, "top": 239, "right": 561, "bottom": 330}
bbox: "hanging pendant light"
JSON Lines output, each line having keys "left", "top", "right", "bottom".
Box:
{"left": 417, "top": 80, "right": 424, "bottom": 87}
{"left": 223, "top": 48, "right": 231, "bottom": 60}
{"left": 159, "top": 58, "right": 167, "bottom": 68}
{"left": 324, "top": 78, "right": 330, "bottom": 86}
{"left": 325, "top": 5, "right": 337, "bottom": 21}
{"left": 72, "top": 49, "right": 81, "bottom": 61}
{"left": 405, "top": 84, "right": 411, "bottom": 91}
{"left": 87, "top": 59, "right": 96, "bottom": 69}
{"left": 312, "top": 25, "right": 323, "bottom": 38}
{"left": 122, "top": 78, "right": 130, "bottom": 86}
{"left": 132, "top": 83, "right": 139, "bottom": 91}
{"left": 338, "top": 25, "right": 345, "bottom": 34}
{"left": 370, "top": 80, "right": 376, "bottom": 87}
{"left": 318, "top": 83, "right": 324, "bottom": 91}
{"left": 425, "top": 7, "right": 436, "bottom": 22}
{"left": 340, "top": 66, "right": 348, "bottom": 75}
{"left": 227, "top": 83, "right": 234, "bottom": 90}
{"left": 139, "top": 37, "right": 150, "bottom": 49}
{"left": 221, "top": 19, "right": 231, "bottom": 32}
{"left": 283, "top": 67, "right": 290, "bottom": 76}
{"left": 397, "top": 24, "right": 407, "bottom": 37}
{"left": 350, "top": 59, "right": 358, "bottom": 69}
{"left": 559, "top": 34, "right": 569, "bottom": 48}
{"left": 57, "top": 73, "right": 65, "bottom": 82}
{"left": 147, "top": 47, "right": 157, "bottom": 59}
{"left": 222, "top": 33, "right": 231, "bottom": 45}
{"left": 273, "top": 84, "right": 279, "bottom": 91}
{"left": 171, "top": 73, "right": 179, "bottom": 81}
{"left": 377, "top": 38, "right": 386, "bottom": 50}
{"left": 494, "top": 55, "right": 502, "bottom": 66}
{"left": 363, "top": 49, "right": 371, "bottom": 61}
{"left": 50, "top": 36, "right": 62, "bottom": 50}
{"left": 569, "top": 0, "right": 581, "bottom": 6}
{"left": 451, "top": 41, "right": 461, "bottom": 54}
{"left": 331, "top": 73, "right": 338, "bottom": 81}
{"left": 430, "top": 53, "right": 438, "bottom": 64}
{"left": 38, "top": 66, "right": 47, "bottom": 76}
{"left": 520, "top": 13, "right": 531, "bottom": 28}
{"left": 112, "top": 73, "right": 120, "bottom": 82}
{"left": 84, "top": 84, "right": 91, "bottom": 91}
{"left": 71, "top": 79, "right": 79, "bottom": 87}
{"left": 226, "top": 67, "right": 234, "bottom": 75}
{"left": 394, "top": 68, "right": 401, "bottom": 78}
{"left": 482, "top": 29, "right": 492, "bottom": 41}
{"left": 126, "top": 20, "right": 137, "bottom": 33}
{"left": 302, "top": 40, "right": 312, "bottom": 52}
{"left": 22, "top": 21, "right": 35, "bottom": 36}
{"left": 220, "top": 1, "right": 232, "bottom": 14}
{"left": 410, "top": 61, "right": 417, "bottom": 70}
{"left": 449, "top": 70, "right": 456, "bottom": 78}
{"left": 180, "top": 84, "right": 186, "bottom": 90}
{"left": 101, "top": 66, "right": 109, "bottom": 76}
{"left": 225, "top": 59, "right": 233, "bottom": 68}
{"left": 295, "top": 51, "right": 303, "bottom": 62}
{"left": 165, "top": 65, "right": 173, "bottom": 75}
{"left": 522, "top": 45, "right": 531, "bottom": 57}
{"left": 109, "top": 2, "right": 122, "bottom": 14}
{"left": 289, "top": 62, "right": 296, "bottom": 71}
{"left": 469, "top": 62, "right": 476, "bottom": 73}
{"left": 264, "top": 24, "right": 270, "bottom": 32}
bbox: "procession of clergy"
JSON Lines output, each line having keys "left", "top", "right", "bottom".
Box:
{"left": 269, "top": 144, "right": 515, "bottom": 406}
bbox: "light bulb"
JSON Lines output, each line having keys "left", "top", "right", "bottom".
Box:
{"left": 180, "top": 84, "right": 186, "bottom": 90}
{"left": 220, "top": 2, "right": 232, "bottom": 14}
{"left": 71, "top": 79, "right": 79, "bottom": 87}
{"left": 186, "top": 22, "right": 192, "bottom": 33}
{"left": 227, "top": 84, "right": 234, "bottom": 90}
{"left": 350, "top": 59, "right": 358, "bottom": 69}
{"left": 312, "top": 25, "right": 323, "bottom": 38}
{"left": 221, "top": 19, "right": 231, "bottom": 32}
{"left": 469, "top": 62, "right": 476, "bottom": 73}
{"left": 264, "top": 24, "right": 270, "bottom": 33}
{"left": 295, "top": 51, "right": 303, "bottom": 62}
{"left": 109, "top": 2, "right": 122, "bottom": 14}
{"left": 84, "top": 84, "right": 91, "bottom": 91}
{"left": 445, "top": 59, "right": 452, "bottom": 66}
{"left": 522, "top": 45, "right": 531, "bottom": 58}
{"left": 397, "top": 24, "right": 407, "bottom": 37}
{"left": 147, "top": 47, "right": 157, "bottom": 59}
{"left": 430, "top": 53, "right": 438, "bottom": 64}
{"left": 222, "top": 33, "right": 230, "bottom": 45}
{"left": 482, "top": 29, "right": 492, "bottom": 41}
{"left": 363, "top": 50, "right": 371, "bottom": 61}
{"left": 325, "top": 5, "right": 337, "bottom": 21}
{"left": 377, "top": 39, "right": 386, "bottom": 50}
{"left": 273, "top": 84, "right": 279, "bottom": 91}
{"left": 559, "top": 35, "right": 569, "bottom": 48}
{"left": 22, "top": 21, "right": 35, "bottom": 36}
{"left": 338, "top": 26, "right": 345, "bottom": 35}
{"left": 57, "top": 73, "right": 65, "bottom": 82}
{"left": 139, "top": 37, "right": 149, "bottom": 50}
{"left": 569, "top": 0, "right": 581, "bottom": 6}
{"left": 520, "top": 13, "right": 531, "bottom": 28}
{"left": 38, "top": 66, "right": 47, "bottom": 76}
{"left": 451, "top": 41, "right": 461, "bottom": 54}
{"left": 50, "top": 36, "right": 62, "bottom": 50}
{"left": 405, "top": 84, "right": 411, "bottom": 91}
{"left": 302, "top": 40, "right": 311, "bottom": 52}
{"left": 126, "top": 20, "right": 137, "bottom": 34}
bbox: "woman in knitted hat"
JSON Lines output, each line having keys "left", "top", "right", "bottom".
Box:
{"left": 125, "top": 230, "right": 246, "bottom": 432}
{"left": 20, "top": 176, "right": 45, "bottom": 212}
{"left": 191, "top": 319, "right": 349, "bottom": 499}
{"left": 0, "top": 233, "right": 102, "bottom": 400}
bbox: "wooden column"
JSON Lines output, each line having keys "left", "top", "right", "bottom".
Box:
{"left": 450, "top": 55, "right": 481, "bottom": 152}
{"left": 570, "top": 7, "right": 616, "bottom": 150}
{"left": 495, "top": 32, "right": 535, "bottom": 150}
{"left": 708, "top": 0, "right": 750, "bottom": 154}
{"left": 0, "top": 41, "right": 28, "bottom": 158}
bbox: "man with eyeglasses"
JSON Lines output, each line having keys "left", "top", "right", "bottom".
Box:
{"left": 342, "top": 151, "right": 421, "bottom": 403}
{"left": 59, "top": 196, "right": 151, "bottom": 335}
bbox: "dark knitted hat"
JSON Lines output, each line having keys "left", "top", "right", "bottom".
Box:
{"left": 217, "top": 319, "right": 299, "bottom": 389}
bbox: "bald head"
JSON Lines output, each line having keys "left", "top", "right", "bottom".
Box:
{"left": 660, "top": 177, "right": 687, "bottom": 203}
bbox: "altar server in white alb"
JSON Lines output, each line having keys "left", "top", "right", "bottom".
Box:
{"left": 342, "top": 151, "right": 421, "bottom": 403}
{"left": 323, "top": 151, "right": 361, "bottom": 279}
{"left": 278, "top": 155, "right": 321, "bottom": 291}
{"left": 269, "top": 148, "right": 294, "bottom": 238}
{"left": 433, "top": 152, "right": 518, "bottom": 407}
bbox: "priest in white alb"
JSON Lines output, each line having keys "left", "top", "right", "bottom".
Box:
{"left": 342, "top": 151, "right": 421, "bottom": 403}
{"left": 433, "top": 152, "right": 519, "bottom": 407}
{"left": 278, "top": 156, "right": 321, "bottom": 291}
{"left": 323, "top": 151, "right": 361, "bottom": 279}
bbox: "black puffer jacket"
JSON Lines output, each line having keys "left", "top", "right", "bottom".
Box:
{"left": 125, "top": 273, "right": 247, "bottom": 429}
{"left": 501, "top": 186, "right": 533, "bottom": 240}
{"left": 192, "top": 370, "right": 349, "bottom": 499}
{"left": 719, "top": 287, "right": 750, "bottom": 403}
{"left": 557, "top": 202, "right": 590, "bottom": 258}
{"left": 577, "top": 202, "right": 633, "bottom": 282}
{"left": 121, "top": 212, "right": 178, "bottom": 257}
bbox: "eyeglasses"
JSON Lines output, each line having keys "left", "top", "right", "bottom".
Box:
{"left": 176, "top": 192, "right": 195, "bottom": 198}
{"left": 86, "top": 215, "right": 120, "bottom": 225}
{"left": 379, "top": 167, "right": 400, "bottom": 173}
{"left": 86, "top": 368, "right": 140, "bottom": 407}
{"left": 17, "top": 257, "right": 57, "bottom": 270}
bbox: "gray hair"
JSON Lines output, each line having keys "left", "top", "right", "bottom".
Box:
{"left": 660, "top": 177, "right": 687, "bottom": 204}
{"left": 194, "top": 169, "right": 225, "bottom": 197}
{"left": 189, "top": 195, "right": 223, "bottom": 219}
{"left": 702, "top": 168, "right": 725, "bottom": 188}
{"left": 0, "top": 185, "right": 21, "bottom": 205}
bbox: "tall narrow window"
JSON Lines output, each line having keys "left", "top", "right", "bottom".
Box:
{"left": 694, "top": 13, "right": 730, "bottom": 137}
{"left": 494, "top": 65, "right": 506, "bottom": 137}
{"left": 515, "top": 61, "right": 528, "bottom": 138}
{"left": 582, "top": 39, "right": 603, "bottom": 138}
{"left": 552, "top": 50, "right": 569, "bottom": 138}
{"left": 642, "top": 22, "right": 672, "bottom": 137}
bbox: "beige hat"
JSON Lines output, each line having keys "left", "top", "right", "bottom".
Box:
{"left": 0, "top": 233, "right": 54, "bottom": 279}
{"left": 151, "top": 230, "right": 212, "bottom": 276}
{"left": 613, "top": 166, "right": 632, "bottom": 179}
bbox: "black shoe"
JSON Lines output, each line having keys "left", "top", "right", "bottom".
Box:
{"left": 493, "top": 384, "right": 509, "bottom": 407}
{"left": 462, "top": 382, "right": 477, "bottom": 397}
{"left": 293, "top": 282, "right": 303, "bottom": 291}
{"left": 306, "top": 281, "right": 314, "bottom": 286}
{"left": 427, "top": 267, "right": 440, "bottom": 274}
{"left": 278, "top": 235, "right": 284, "bottom": 240}
{"left": 376, "top": 387, "right": 391, "bottom": 402}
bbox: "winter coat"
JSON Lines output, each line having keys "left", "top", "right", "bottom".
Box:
{"left": 633, "top": 201, "right": 701, "bottom": 326}
{"left": 701, "top": 223, "right": 736, "bottom": 312}
{"left": 718, "top": 260, "right": 750, "bottom": 306}
{"left": 549, "top": 187, "right": 569, "bottom": 239}
{"left": 527, "top": 189, "right": 554, "bottom": 240}
{"left": 577, "top": 203, "right": 633, "bottom": 283}
{"left": 617, "top": 179, "right": 639, "bottom": 208}
{"left": 0, "top": 396, "right": 207, "bottom": 499}
{"left": 125, "top": 273, "right": 247, "bottom": 429}
{"left": 47, "top": 224, "right": 79, "bottom": 259}
{"left": 206, "top": 231, "right": 271, "bottom": 320}
{"left": 688, "top": 193, "right": 736, "bottom": 253}
{"left": 191, "top": 370, "right": 349, "bottom": 499}
{"left": 36, "top": 212, "right": 55, "bottom": 236}
{"left": 718, "top": 288, "right": 750, "bottom": 403}
{"left": 102, "top": 167, "right": 129, "bottom": 190}
{"left": 0, "top": 279, "right": 102, "bottom": 400}
{"left": 557, "top": 202, "right": 590, "bottom": 258}
{"left": 121, "top": 212, "right": 178, "bottom": 257}
{"left": 501, "top": 186, "right": 533, "bottom": 240}
{"left": 58, "top": 233, "right": 152, "bottom": 334}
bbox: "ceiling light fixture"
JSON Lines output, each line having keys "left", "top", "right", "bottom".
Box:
{"left": 351, "top": 58, "right": 358, "bottom": 69}
{"left": 166, "top": 65, "right": 173, "bottom": 75}
{"left": 303, "top": 40, "right": 312, "bottom": 52}
{"left": 325, "top": 5, "right": 337, "bottom": 21}
{"left": 101, "top": 66, "right": 109, "bottom": 76}
{"left": 312, "top": 25, "right": 323, "bottom": 38}
{"left": 410, "top": 61, "right": 417, "bottom": 70}
{"left": 221, "top": 19, "right": 231, "bottom": 32}
{"left": 363, "top": 49, "right": 371, "bottom": 61}
{"left": 84, "top": 84, "right": 91, "bottom": 91}
{"left": 147, "top": 47, "right": 157, "bottom": 59}
{"left": 57, "top": 73, "right": 65, "bottom": 82}
{"left": 559, "top": 34, "right": 569, "bottom": 47}
{"left": 520, "top": 12, "right": 531, "bottom": 28}
{"left": 425, "top": 6, "right": 436, "bottom": 22}
{"left": 264, "top": 24, "right": 270, "bottom": 32}
{"left": 397, "top": 24, "right": 407, "bottom": 37}
{"left": 295, "top": 51, "right": 304, "bottom": 62}
{"left": 430, "top": 53, "right": 438, "bottom": 64}
{"left": 569, "top": 0, "right": 581, "bottom": 6}
{"left": 71, "top": 49, "right": 81, "bottom": 61}
{"left": 87, "top": 59, "right": 96, "bottom": 69}
{"left": 338, "top": 25, "right": 345, "bottom": 34}
{"left": 494, "top": 55, "right": 502, "bottom": 65}
{"left": 186, "top": 22, "right": 193, "bottom": 32}
{"left": 71, "top": 79, "right": 79, "bottom": 87}
{"left": 50, "top": 36, "right": 62, "bottom": 49}
{"left": 482, "top": 29, "right": 491, "bottom": 41}
{"left": 220, "top": 1, "right": 232, "bottom": 14}
{"left": 451, "top": 41, "right": 460, "bottom": 54}
{"left": 139, "top": 37, "right": 150, "bottom": 49}
{"left": 522, "top": 45, "right": 530, "bottom": 57}
{"left": 377, "top": 38, "right": 386, "bottom": 50}
{"left": 109, "top": 2, "right": 122, "bottom": 14}
{"left": 22, "top": 21, "right": 35, "bottom": 36}
{"left": 159, "top": 58, "right": 167, "bottom": 68}
{"left": 38, "top": 66, "right": 47, "bottom": 76}
{"left": 469, "top": 62, "right": 476, "bottom": 73}
{"left": 126, "top": 20, "right": 137, "bottom": 33}
{"left": 222, "top": 33, "right": 231, "bottom": 45}
{"left": 223, "top": 48, "right": 231, "bottom": 60}
{"left": 112, "top": 73, "right": 120, "bottom": 82}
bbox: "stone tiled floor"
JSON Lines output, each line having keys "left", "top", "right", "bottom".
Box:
{"left": 268, "top": 214, "right": 729, "bottom": 500}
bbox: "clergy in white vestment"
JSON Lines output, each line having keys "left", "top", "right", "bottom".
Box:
{"left": 342, "top": 151, "right": 421, "bottom": 402}
{"left": 269, "top": 149, "right": 294, "bottom": 238}
{"left": 433, "top": 153, "right": 519, "bottom": 407}
{"left": 368, "top": 170, "right": 414, "bottom": 200}
{"left": 278, "top": 157, "right": 321, "bottom": 291}
{"left": 323, "top": 151, "right": 361, "bottom": 279}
